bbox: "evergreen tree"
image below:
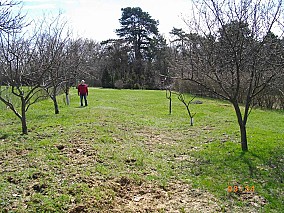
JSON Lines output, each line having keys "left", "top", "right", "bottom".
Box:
{"left": 116, "top": 7, "right": 159, "bottom": 85}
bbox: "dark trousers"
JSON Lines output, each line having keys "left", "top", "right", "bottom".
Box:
{"left": 80, "top": 94, "right": 88, "bottom": 106}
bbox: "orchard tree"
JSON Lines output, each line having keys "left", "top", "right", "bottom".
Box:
{"left": 0, "top": 7, "right": 73, "bottom": 133}
{"left": 37, "top": 15, "right": 73, "bottom": 114}
{"left": 0, "top": 32, "right": 49, "bottom": 134}
{"left": 179, "top": 0, "right": 284, "bottom": 151}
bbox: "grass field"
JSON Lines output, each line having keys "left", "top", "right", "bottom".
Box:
{"left": 0, "top": 88, "right": 283, "bottom": 212}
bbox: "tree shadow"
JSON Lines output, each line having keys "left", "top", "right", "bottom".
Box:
{"left": 239, "top": 147, "right": 284, "bottom": 183}
{"left": 238, "top": 151, "right": 256, "bottom": 178}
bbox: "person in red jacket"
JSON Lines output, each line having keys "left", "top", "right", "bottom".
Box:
{"left": 78, "top": 80, "right": 88, "bottom": 106}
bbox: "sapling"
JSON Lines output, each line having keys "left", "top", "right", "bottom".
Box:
{"left": 166, "top": 88, "right": 172, "bottom": 115}
{"left": 178, "top": 93, "right": 196, "bottom": 126}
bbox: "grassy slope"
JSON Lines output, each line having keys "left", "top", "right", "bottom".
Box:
{"left": 0, "top": 88, "right": 283, "bottom": 212}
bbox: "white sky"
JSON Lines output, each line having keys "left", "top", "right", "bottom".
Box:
{"left": 21, "top": 0, "right": 193, "bottom": 42}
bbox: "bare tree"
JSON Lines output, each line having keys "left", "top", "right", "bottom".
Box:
{"left": 0, "top": 32, "right": 48, "bottom": 134}
{"left": 37, "top": 15, "right": 73, "bottom": 114}
{"left": 178, "top": 93, "right": 196, "bottom": 126}
{"left": 0, "top": 6, "right": 72, "bottom": 133}
{"left": 178, "top": 0, "right": 284, "bottom": 151}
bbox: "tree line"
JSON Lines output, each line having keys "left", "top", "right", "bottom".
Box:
{"left": 0, "top": 0, "right": 284, "bottom": 151}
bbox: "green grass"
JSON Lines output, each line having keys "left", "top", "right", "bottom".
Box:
{"left": 0, "top": 88, "right": 283, "bottom": 212}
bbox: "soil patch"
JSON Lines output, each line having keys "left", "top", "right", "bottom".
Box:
{"left": 68, "top": 177, "right": 222, "bottom": 212}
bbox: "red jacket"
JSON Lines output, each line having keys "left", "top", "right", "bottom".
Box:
{"left": 78, "top": 83, "right": 88, "bottom": 95}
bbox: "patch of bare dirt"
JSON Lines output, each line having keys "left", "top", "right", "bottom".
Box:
{"left": 70, "top": 177, "right": 222, "bottom": 213}
{"left": 112, "top": 180, "right": 220, "bottom": 212}
{"left": 57, "top": 133, "right": 98, "bottom": 166}
{"left": 67, "top": 175, "right": 267, "bottom": 213}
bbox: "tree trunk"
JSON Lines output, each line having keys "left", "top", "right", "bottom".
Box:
{"left": 232, "top": 101, "right": 248, "bottom": 151}
{"left": 166, "top": 89, "right": 172, "bottom": 115}
{"left": 21, "top": 97, "right": 28, "bottom": 135}
{"left": 65, "top": 86, "right": 70, "bottom": 105}
{"left": 52, "top": 89, "right": 59, "bottom": 114}
{"left": 53, "top": 97, "right": 59, "bottom": 114}
{"left": 66, "top": 94, "right": 70, "bottom": 105}
{"left": 21, "top": 117, "right": 28, "bottom": 135}
{"left": 186, "top": 105, "right": 194, "bottom": 126}
{"left": 239, "top": 123, "right": 248, "bottom": 151}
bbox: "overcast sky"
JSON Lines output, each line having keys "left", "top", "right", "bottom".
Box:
{"left": 21, "top": 0, "right": 193, "bottom": 42}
